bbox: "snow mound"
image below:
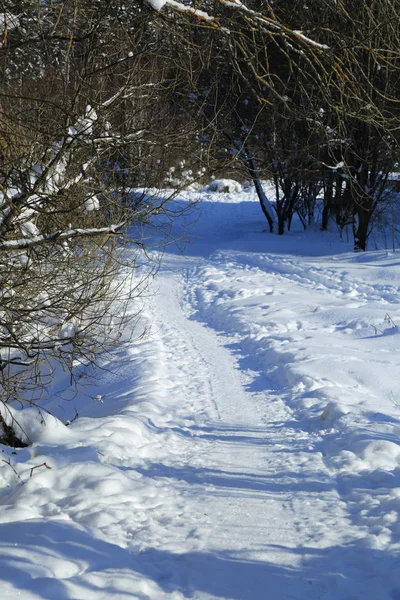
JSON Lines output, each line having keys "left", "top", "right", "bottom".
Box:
{"left": 0, "top": 403, "right": 76, "bottom": 445}
{"left": 203, "top": 179, "right": 242, "bottom": 193}
{"left": 351, "top": 439, "right": 400, "bottom": 472}
{"left": 145, "top": 0, "right": 168, "bottom": 10}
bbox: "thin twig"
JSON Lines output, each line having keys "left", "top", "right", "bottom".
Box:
{"left": 2, "top": 458, "right": 24, "bottom": 483}
{"left": 29, "top": 462, "right": 52, "bottom": 478}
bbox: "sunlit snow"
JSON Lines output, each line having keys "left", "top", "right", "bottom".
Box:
{"left": 1, "top": 185, "right": 400, "bottom": 599}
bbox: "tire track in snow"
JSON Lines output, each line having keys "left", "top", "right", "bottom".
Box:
{"left": 131, "top": 265, "right": 364, "bottom": 600}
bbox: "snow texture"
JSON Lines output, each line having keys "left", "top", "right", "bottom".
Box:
{"left": 145, "top": 0, "right": 168, "bottom": 11}
{"left": 1, "top": 185, "right": 400, "bottom": 598}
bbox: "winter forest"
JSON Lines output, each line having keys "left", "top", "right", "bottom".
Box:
{"left": 1, "top": 1, "right": 400, "bottom": 599}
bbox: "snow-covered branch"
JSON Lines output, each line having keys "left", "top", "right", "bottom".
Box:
{"left": 148, "top": 0, "right": 330, "bottom": 51}
{"left": 0, "top": 223, "right": 125, "bottom": 251}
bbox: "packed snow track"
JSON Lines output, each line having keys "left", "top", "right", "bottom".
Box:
{"left": 0, "top": 187, "right": 400, "bottom": 599}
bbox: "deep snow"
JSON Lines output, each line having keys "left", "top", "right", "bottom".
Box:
{"left": 1, "top": 186, "right": 400, "bottom": 599}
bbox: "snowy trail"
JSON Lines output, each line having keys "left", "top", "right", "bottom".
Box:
{"left": 1, "top": 188, "right": 400, "bottom": 599}
{"left": 126, "top": 261, "right": 369, "bottom": 600}
{"left": 134, "top": 267, "right": 323, "bottom": 599}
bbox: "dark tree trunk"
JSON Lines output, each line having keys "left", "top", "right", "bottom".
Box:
{"left": 278, "top": 215, "right": 285, "bottom": 235}
{"left": 353, "top": 202, "right": 372, "bottom": 251}
{"left": 322, "top": 173, "right": 334, "bottom": 231}
{"left": 246, "top": 155, "right": 275, "bottom": 233}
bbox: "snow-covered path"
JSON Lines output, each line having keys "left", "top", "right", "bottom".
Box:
{"left": 133, "top": 251, "right": 395, "bottom": 600}
{"left": 136, "top": 266, "right": 347, "bottom": 600}
{"left": 1, "top": 188, "right": 400, "bottom": 599}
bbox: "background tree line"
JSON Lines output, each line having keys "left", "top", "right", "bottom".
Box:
{"left": 187, "top": 0, "right": 400, "bottom": 250}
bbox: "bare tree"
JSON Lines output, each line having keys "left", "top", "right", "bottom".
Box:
{"left": 0, "top": 0, "right": 200, "bottom": 434}
{"left": 159, "top": 0, "right": 399, "bottom": 248}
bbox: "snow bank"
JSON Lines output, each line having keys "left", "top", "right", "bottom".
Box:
{"left": 202, "top": 179, "right": 242, "bottom": 193}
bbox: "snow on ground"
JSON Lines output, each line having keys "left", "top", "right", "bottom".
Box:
{"left": 1, "top": 185, "right": 400, "bottom": 599}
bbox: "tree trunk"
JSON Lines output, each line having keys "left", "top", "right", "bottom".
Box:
{"left": 322, "top": 173, "right": 334, "bottom": 231}
{"left": 246, "top": 155, "right": 275, "bottom": 233}
{"left": 278, "top": 214, "right": 285, "bottom": 235}
{"left": 353, "top": 205, "right": 371, "bottom": 251}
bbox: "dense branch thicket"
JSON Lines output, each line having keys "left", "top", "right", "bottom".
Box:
{"left": 0, "top": 0, "right": 204, "bottom": 419}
